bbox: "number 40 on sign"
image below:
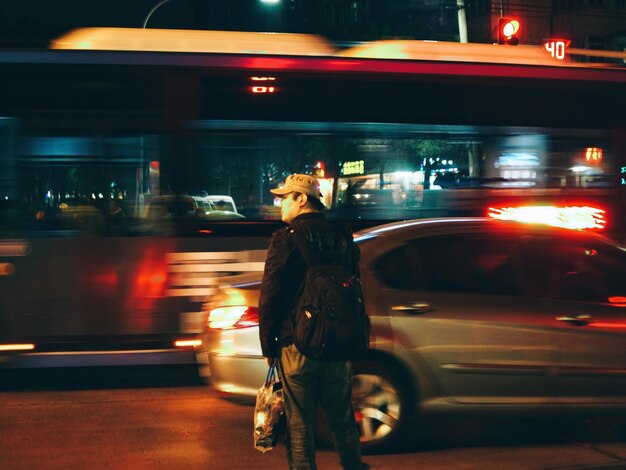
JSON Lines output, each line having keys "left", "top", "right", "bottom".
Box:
{"left": 544, "top": 39, "right": 571, "bottom": 60}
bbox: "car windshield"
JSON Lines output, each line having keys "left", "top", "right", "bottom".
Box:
{"left": 210, "top": 200, "right": 235, "bottom": 212}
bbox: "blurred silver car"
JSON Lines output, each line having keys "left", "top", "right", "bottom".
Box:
{"left": 198, "top": 217, "right": 626, "bottom": 452}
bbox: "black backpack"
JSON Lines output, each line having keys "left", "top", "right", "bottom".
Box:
{"left": 289, "top": 225, "right": 370, "bottom": 362}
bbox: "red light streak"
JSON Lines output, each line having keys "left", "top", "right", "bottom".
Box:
{"left": 134, "top": 269, "right": 167, "bottom": 299}
{"left": 189, "top": 55, "right": 626, "bottom": 84}
{"left": 589, "top": 322, "right": 626, "bottom": 328}
{"left": 124, "top": 243, "right": 175, "bottom": 328}
{"left": 244, "top": 57, "right": 296, "bottom": 70}
{"left": 91, "top": 270, "right": 118, "bottom": 294}
{"left": 149, "top": 272, "right": 166, "bottom": 285}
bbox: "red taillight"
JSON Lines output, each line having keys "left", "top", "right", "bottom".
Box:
{"left": 208, "top": 306, "right": 259, "bottom": 330}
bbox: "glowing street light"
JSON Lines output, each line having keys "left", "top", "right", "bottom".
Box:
{"left": 144, "top": 0, "right": 281, "bottom": 29}
{"left": 143, "top": 0, "right": 172, "bottom": 29}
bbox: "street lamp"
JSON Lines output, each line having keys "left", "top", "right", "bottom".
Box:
{"left": 143, "top": 0, "right": 281, "bottom": 29}
{"left": 143, "top": 0, "right": 172, "bottom": 29}
{"left": 259, "top": 0, "right": 281, "bottom": 31}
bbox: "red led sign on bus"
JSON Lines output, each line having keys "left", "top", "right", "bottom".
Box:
{"left": 251, "top": 86, "right": 275, "bottom": 93}
{"left": 544, "top": 39, "right": 571, "bottom": 60}
{"left": 250, "top": 76, "right": 277, "bottom": 94}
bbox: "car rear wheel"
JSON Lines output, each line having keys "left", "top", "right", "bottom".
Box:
{"left": 314, "top": 360, "right": 412, "bottom": 453}
{"left": 352, "top": 361, "right": 410, "bottom": 453}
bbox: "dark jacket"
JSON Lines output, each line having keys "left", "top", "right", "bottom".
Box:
{"left": 258, "top": 212, "right": 360, "bottom": 358}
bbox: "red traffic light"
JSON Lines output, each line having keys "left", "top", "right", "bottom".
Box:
{"left": 498, "top": 18, "right": 520, "bottom": 45}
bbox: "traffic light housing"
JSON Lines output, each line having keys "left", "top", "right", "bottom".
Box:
{"left": 498, "top": 17, "right": 520, "bottom": 45}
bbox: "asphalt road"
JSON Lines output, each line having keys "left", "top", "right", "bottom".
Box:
{"left": 1, "top": 366, "right": 626, "bottom": 470}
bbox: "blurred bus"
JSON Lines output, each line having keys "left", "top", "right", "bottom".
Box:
{"left": 0, "top": 28, "right": 624, "bottom": 368}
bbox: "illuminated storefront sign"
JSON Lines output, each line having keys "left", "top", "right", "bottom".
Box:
{"left": 585, "top": 147, "right": 602, "bottom": 163}
{"left": 341, "top": 160, "right": 365, "bottom": 176}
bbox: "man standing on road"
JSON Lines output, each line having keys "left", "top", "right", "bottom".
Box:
{"left": 258, "top": 174, "right": 367, "bottom": 470}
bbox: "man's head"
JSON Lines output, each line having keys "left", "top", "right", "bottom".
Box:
{"left": 270, "top": 174, "right": 324, "bottom": 223}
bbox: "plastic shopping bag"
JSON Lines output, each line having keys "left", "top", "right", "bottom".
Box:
{"left": 253, "top": 360, "right": 286, "bottom": 453}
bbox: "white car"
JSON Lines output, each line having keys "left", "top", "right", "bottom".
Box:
{"left": 145, "top": 195, "right": 203, "bottom": 219}
{"left": 145, "top": 194, "right": 244, "bottom": 219}
{"left": 191, "top": 194, "right": 244, "bottom": 219}
{"left": 190, "top": 193, "right": 239, "bottom": 213}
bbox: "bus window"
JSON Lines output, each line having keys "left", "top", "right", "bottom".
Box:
{"left": 183, "top": 121, "right": 618, "bottom": 224}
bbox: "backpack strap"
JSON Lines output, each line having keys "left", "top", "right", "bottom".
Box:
{"left": 288, "top": 226, "right": 319, "bottom": 267}
{"left": 289, "top": 222, "right": 352, "bottom": 268}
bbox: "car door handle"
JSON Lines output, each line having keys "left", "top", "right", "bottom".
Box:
{"left": 556, "top": 314, "right": 592, "bottom": 326}
{"left": 391, "top": 303, "right": 433, "bottom": 315}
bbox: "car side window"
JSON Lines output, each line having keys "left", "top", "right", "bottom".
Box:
{"left": 374, "top": 244, "right": 422, "bottom": 290}
{"left": 520, "top": 237, "right": 626, "bottom": 302}
{"left": 375, "top": 234, "right": 521, "bottom": 295}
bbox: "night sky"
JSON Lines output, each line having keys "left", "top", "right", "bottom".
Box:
{"left": 0, "top": 0, "right": 218, "bottom": 47}
{"left": 0, "top": 0, "right": 461, "bottom": 48}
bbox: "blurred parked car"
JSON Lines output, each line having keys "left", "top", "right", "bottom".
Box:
{"left": 198, "top": 217, "right": 626, "bottom": 452}
{"left": 189, "top": 192, "right": 241, "bottom": 214}
{"left": 145, "top": 195, "right": 244, "bottom": 220}
{"left": 145, "top": 195, "right": 203, "bottom": 219}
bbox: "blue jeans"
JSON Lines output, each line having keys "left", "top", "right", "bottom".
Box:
{"left": 278, "top": 343, "right": 364, "bottom": 470}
